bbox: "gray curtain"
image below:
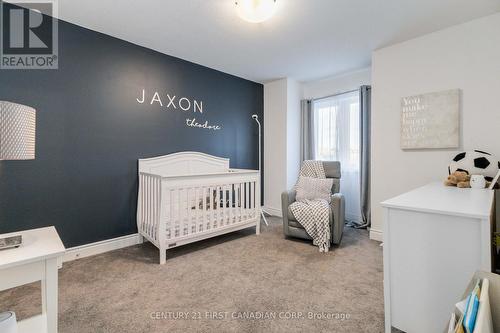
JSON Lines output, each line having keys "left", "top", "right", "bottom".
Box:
{"left": 300, "top": 99, "right": 315, "bottom": 162}
{"left": 358, "top": 85, "right": 371, "bottom": 228}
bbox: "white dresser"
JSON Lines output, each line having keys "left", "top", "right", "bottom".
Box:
{"left": 382, "top": 182, "right": 494, "bottom": 333}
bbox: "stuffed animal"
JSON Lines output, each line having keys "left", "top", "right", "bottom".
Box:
{"left": 448, "top": 150, "right": 500, "bottom": 182}
{"left": 444, "top": 170, "right": 471, "bottom": 188}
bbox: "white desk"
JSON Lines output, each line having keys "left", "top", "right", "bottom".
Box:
{"left": 382, "top": 183, "right": 494, "bottom": 333}
{"left": 0, "top": 227, "right": 65, "bottom": 333}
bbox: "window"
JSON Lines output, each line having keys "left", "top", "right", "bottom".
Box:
{"left": 312, "top": 90, "right": 361, "bottom": 223}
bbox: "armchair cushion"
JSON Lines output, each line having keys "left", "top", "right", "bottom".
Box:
{"left": 295, "top": 176, "right": 333, "bottom": 202}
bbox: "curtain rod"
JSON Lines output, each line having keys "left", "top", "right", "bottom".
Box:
{"left": 311, "top": 86, "right": 370, "bottom": 102}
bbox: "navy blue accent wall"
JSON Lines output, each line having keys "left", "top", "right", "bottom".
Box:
{"left": 0, "top": 18, "right": 263, "bottom": 247}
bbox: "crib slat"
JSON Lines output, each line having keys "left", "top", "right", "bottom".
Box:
{"left": 201, "top": 187, "right": 206, "bottom": 232}
{"left": 183, "top": 188, "right": 186, "bottom": 236}
{"left": 172, "top": 188, "right": 176, "bottom": 238}
{"left": 139, "top": 175, "right": 143, "bottom": 234}
{"left": 246, "top": 182, "right": 250, "bottom": 219}
{"left": 194, "top": 187, "right": 198, "bottom": 234}
{"left": 157, "top": 177, "right": 161, "bottom": 240}
{"left": 189, "top": 187, "right": 193, "bottom": 234}
{"left": 149, "top": 177, "right": 152, "bottom": 236}
{"left": 154, "top": 178, "right": 158, "bottom": 240}
{"left": 208, "top": 186, "right": 213, "bottom": 230}
{"left": 197, "top": 187, "right": 201, "bottom": 233}
{"left": 151, "top": 178, "right": 154, "bottom": 238}
{"left": 150, "top": 177, "right": 154, "bottom": 235}
{"left": 153, "top": 178, "right": 156, "bottom": 239}
{"left": 178, "top": 188, "right": 181, "bottom": 237}
{"left": 194, "top": 187, "right": 198, "bottom": 233}
{"left": 239, "top": 183, "right": 243, "bottom": 221}
{"left": 229, "top": 185, "right": 233, "bottom": 224}
{"left": 155, "top": 178, "right": 158, "bottom": 237}
{"left": 222, "top": 185, "right": 226, "bottom": 225}
{"left": 169, "top": 189, "right": 173, "bottom": 239}
{"left": 172, "top": 188, "right": 175, "bottom": 238}
{"left": 249, "top": 182, "right": 255, "bottom": 217}
{"left": 144, "top": 176, "right": 148, "bottom": 235}
{"left": 147, "top": 176, "right": 151, "bottom": 235}
{"left": 238, "top": 183, "right": 242, "bottom": 222}
{"left": 179, "top": 188, "right": 183, "bottom": 236}
{"left": 151, "top": 177, "right": 154, "bottom": 236}
{"left": 241, "top": 182, "right": 245, "bottom": 219}
{"left": 216, "top": 186, "right": 220, "bottom": 228}
{"left": 254, "top": 181, "right": 257, "bottom": 217}
{"left": 184, "top": 187, "right": 191, "bottom": 235}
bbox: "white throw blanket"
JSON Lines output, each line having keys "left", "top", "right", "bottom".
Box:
{"left": 290, "top": 161, "right": 332, "bottom": 252}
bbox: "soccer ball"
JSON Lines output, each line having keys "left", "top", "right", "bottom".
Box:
{"left": 448, "top": 150, "right": 500, "bottom": 181}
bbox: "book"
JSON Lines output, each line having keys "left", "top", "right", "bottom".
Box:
{"left": 455, "top": 313, "right": 465, "bottom": 333}
{"left": 473, "top": 279, "right": 493, "bottom": 333}
{"left": 448, "top": 313, "right": 457, "bottom": 333}
{"left": 463, "top": 279, "right": 481, "bottom": 333}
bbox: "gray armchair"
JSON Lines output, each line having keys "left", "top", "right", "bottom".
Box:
{"left": 281, "top": 161, "right": 345, "bottom": 245}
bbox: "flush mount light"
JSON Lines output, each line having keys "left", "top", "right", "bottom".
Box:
{"left": 235, "top": 0, "right": 278, "bottom": 23}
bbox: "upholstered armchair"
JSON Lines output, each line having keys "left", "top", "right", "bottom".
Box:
{"left": 281, "top": 161, "right": 345, "bottom": 245}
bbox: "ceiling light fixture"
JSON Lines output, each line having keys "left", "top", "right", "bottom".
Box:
{"left": 235, "top": 0, "right": 278, "bottom": 23}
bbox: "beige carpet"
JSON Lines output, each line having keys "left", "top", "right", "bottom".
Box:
{"left": 0, "top": 217, "right": 384, "bottom": 332}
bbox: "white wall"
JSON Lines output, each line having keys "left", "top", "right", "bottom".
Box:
{"left": 302, "top": 68, "right": 371, "bottom": 100}
{"left": 370, "top": 13, "right": 500, "bottom": 241}
{"left": 264, "top": 79, "right": 287, "bottom": 215}
{"left": 287, "top": 79, "right": 301, "bottom": 189}
{"left": 263, "top": 70, "right": 372, "bottom": 217}
{"left": 264, "top": 78, "right": 301, "bottom": 216}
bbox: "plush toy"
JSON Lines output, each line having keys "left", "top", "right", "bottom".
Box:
{"left": 444, "top": 170, "right": 494, "bottom": 188}
{"left": 448, "top": 150, "right": 500, "bottom": 182}
{"left": 444, "top": 170, "right": 471, "bottom": 188}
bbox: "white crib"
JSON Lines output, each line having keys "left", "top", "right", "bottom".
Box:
{"left": 137, "top": 152, "right": 261, "bottom": 264}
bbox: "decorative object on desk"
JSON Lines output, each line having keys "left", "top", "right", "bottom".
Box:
{"left": 470, "top": 175, "right": 487, "bottom": 189}
{"left": 448, "top": 150, "right": 500, "bottom": 182}
{"left": 444, "top": 170, "right": 471, "bottom": 188}
{"left": 0, "top": 101, "right": 37, "bottom": 249}
{"left": 0, "top": 235, "right": 22, "bottom": 250}
{"left": 400, "top": 89, "right": 460, "bottom": 149}
{"left": 0, "top": 311, "right": 17, "bottom": 333}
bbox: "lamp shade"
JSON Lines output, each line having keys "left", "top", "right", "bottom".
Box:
{"left": 0, "top": 101, "right": 36, "bottom": 160}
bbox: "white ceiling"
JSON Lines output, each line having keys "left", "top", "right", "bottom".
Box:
{"left": 57, "top": 0, "right": 500, "bottom": 83}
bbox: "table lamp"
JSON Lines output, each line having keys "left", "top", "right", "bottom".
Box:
{"left": 0, "top": 101, "right": 36, "bottom": 250}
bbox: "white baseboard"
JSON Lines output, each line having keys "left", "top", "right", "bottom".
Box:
{"left": 63, "top": 233, "right": 143, "bottom": 263}
{"left": 262, "top": 206, "right": 282, "bottom": 217}
{"left": 370, "top": 228, "right": 383, "bottom": 242}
